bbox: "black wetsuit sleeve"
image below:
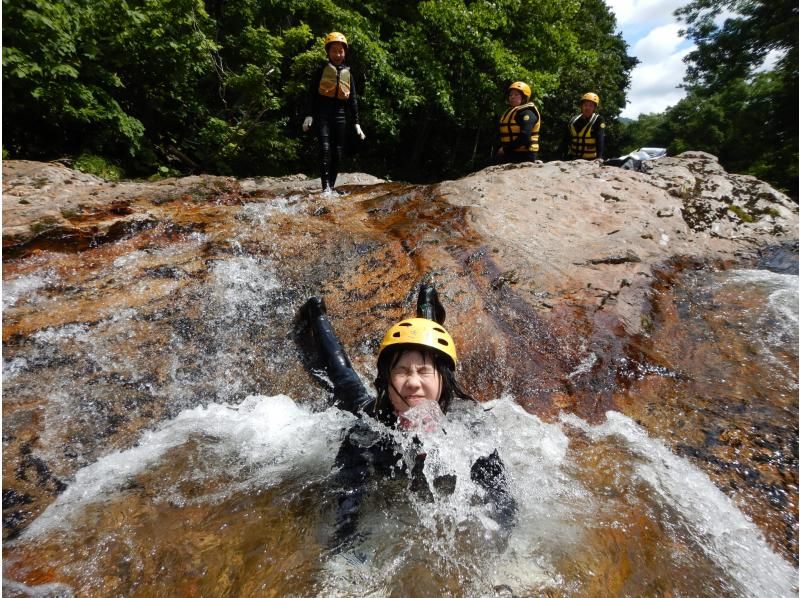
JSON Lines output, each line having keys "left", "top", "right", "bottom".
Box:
{"left": 471, "top": 449, "right": 517, "bottom": 532}
{"left": 305, "top": 304, "right": 375, "bottom": 413}
{"left": 594, "top": 116, "right": 605, "bottom": 159}
{"left": 347, "top": 73, "right": 360, "bottom": 125}
{"left": 504, "top": 109, "right": 535, "bottom": 151}
{"left": 333, "top": 375, "right": 374, "bottom": 414}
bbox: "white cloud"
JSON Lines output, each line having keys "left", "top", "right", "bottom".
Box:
{"left": 607, "top": 2, "right": 748, "bottom": 118}
{"left": 604, "top": 1, "right": 697, "bottom": 118}
{"left": 622, "top": 45, "right": 693, "bottom": 118}
{"left": 606, "top": 0, "right": 687, "bottom": 28}
{"left": 631, "top": 23, "right": 685, "bottom": 62}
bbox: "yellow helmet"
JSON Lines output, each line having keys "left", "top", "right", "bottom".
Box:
{"left": 508, "top": 81, "right": 531, "bottom": 100}
{"left": 324, "top": 31, "right": 348, "bottom": 49}
{"left": 581, "top": 92, "right": 600, "bottom": 106}
{"left": 378, "top": 318, "right": 457, "bottom": 368}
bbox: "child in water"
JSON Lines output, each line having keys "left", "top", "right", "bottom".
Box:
{"left": 297, "top": 284, "right": 516, "bottom": 552}
{"left": 302, "top": 32, "right": 366, "bottom": 195}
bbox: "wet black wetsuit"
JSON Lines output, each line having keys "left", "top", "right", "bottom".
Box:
{"left": 301, "top": 298, "right": 517, "bottom": 551}
{"left": 308, "top": 64, "right": 360, "bottom": 191}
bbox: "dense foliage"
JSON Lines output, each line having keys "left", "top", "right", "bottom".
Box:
{"left": 620, "top": 0, "right": 798, "bottom": 197}
{"left": 3, "top": 0, "right": 635, "bottom": 180}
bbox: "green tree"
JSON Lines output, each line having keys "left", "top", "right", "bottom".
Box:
{"left": 674, "top": 0, "right": 798, "bottom": 195}
{"left": 539, "top": 0, "right": 638, "bottom": 159}
{"left": 617, "top": 112, "right": 671, "bottom": 154}
{"left": 3, "top": 0, "right": 145, "bottom": 159}
{"left": 676, "top": 0, "right": 797, "bottom": 90}
{"left": 3, "top": 0, "right": 218, "bottom": 172}
{"left": 3, "top": 0, "right": 637, "bottom": 180}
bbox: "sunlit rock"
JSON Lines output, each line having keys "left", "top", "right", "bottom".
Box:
{"left": 2, "top": 157, "right": 797, "bottom": 591}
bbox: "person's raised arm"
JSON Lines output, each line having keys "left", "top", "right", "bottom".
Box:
{"left": 299, "top": 296, "right": 373, "bottom": 413}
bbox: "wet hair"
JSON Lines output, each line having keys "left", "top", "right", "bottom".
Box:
{"left": 372, "top": 344, "right": 474, "bottom": 424}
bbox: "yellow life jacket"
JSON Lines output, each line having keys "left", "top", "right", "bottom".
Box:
{"left": 569, "top": 113, "right": 600, "bottom": 159}
{"left": 318, "top": 63, "right": 351, "bottom": 100}
{"left": 499, "top": 102, "right": 541, "bottom": 153}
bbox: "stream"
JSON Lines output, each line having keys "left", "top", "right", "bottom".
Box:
{"left": 3, "top": 236, "right": 797, "bottom": 596}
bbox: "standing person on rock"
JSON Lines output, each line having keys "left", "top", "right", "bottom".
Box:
{"left": 496, "top": 81, "right": 541, "bottom": 164}
{"left": 302, "top": 32, "right": 366, "bottom": 195}
{"left": 296, "top": 284, "right": 516, "bottom": 555}
{"left": 561, "top": 92, "right": 605, "bottom": 161}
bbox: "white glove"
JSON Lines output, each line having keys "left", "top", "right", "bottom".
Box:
{"left": 355, "top": 124, "right": 366, "bottom": 140}
{"left": 302, "top": 116, "right": 313, "bottom": 132}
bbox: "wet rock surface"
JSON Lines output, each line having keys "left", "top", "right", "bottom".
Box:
{"left": 2, "top": 156, "right": 797, "bottom": 579}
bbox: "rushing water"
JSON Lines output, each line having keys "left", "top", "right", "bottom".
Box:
{"left": 4, "top": 394, "right": 797, "bottom": 597}
{"left": 3, "top": 231, "right": 798, "bottom": 596}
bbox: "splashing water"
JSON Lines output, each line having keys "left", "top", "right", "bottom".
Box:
{"left": 719, "top": 269, "right": 799, "bottom": 364}
{"left": 3, "top": 229, "right": 797, "bottom": 598}
{"left": 19, "top": 395, "right": 354, "bottom": 539}
{"left": 6, "top": 394, "right": 795, "bottom": 596}
{"left": 2, "top": 270, "right": 58, "bottom": 309}
{"left": 562, "top": 411, "right": 797, "bottom": 598}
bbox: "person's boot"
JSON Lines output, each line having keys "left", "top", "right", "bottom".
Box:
{"left": 416, "top": 284, "right": 446, "bottom": 324}
{"left": 320, "top": 168, "right": 333, "bottom": 195}
{"left": 302, "top": 295, "right": 327, "bottom": 321}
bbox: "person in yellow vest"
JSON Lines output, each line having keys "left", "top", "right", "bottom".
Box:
{"left": 496, "top": 81, "right": 541, "bottom": 163}
{"left": 561, "top": 92, "right": 605, "bottom": 161}
{"left": 302, "top": 32, "right": 366, "bottom": 194}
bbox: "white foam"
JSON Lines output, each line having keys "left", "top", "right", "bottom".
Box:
{"left": 725, "top": 269, "right": 798, "bottom": 329}
{"left": 719, "top": 269, "right": 799, "bottom": 376}
{"left": 2, "top": 356, "right": 29, "bottom": 380}
{"left": 567, "top": 352, "right": 598, "bottom": 380}
{"left": 1, "top": 579, "right": 74, "bottom": 597}
{"left": 2, "top": 271, "right": 57, "bottom": 308}
{"left": 20, "top": 395, "right": 354, "bottom": 539}
{"left": 16, "top": 395, "right": 797, "bottom": 596}
{"left": 111, "top": 235, "right": 208, "bottom": 269}
{"left": 32, "top": 323, "right": 91, "bottom": 345}
{"left": 561, "top": 410, "right": 798, "bottom": 598}
{"left": 113, "top": 250, "right": 149, "bottom": 268}
{"left": 209, "top": 255, "right": 281, "bottom": 320}
{"left": 379, "top": 397, "right": 580, "bottom": 591}
{"left": 240, "top": 197, "right": 305, "bottom": 224}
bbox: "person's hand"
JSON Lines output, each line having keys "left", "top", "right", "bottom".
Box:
{"left": 355, "top": 124, "right": 366, "bottom": 140}
{"left": 497, "top": 146, "right": 505, "bottom": 157}
{"left": 593, "top": 157, "right": 604, "bottom": 163}
{"left": 302, "top": 116, "right": 313, "bottom": 132}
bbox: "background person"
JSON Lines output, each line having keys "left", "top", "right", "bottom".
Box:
{"left": 561, "top": 92, "right": 605, "bottom": 161}
{"left": 302, "top": 32, "right": 366, "bottom": 194}
{"left": 496, "top": 81, "right": 541, "bottom": 163}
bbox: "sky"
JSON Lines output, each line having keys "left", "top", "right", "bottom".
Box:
{"left": 605, "top": 0, "right": 696, "bottom": 119}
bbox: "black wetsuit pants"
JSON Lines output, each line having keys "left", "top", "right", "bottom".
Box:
{"left": 317, "top": 111, "right": 347, "bottom": 191}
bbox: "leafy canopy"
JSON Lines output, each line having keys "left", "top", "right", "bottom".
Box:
{"left": 3, "top": 0, "right": 636, "bottom": 180}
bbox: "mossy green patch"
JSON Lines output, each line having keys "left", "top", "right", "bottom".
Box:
{"left": 727, "top": 205, "right": 755, "bottom": 222}
{"left": 74, "top": 154, "right": 123, "bottom": 181}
